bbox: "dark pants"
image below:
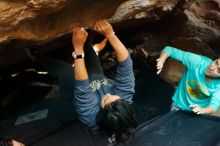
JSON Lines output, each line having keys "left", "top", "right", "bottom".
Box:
{"left": 36, "top": 32, "right": 105, "bottom": 99}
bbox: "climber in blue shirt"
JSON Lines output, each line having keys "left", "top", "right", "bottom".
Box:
{"left": 26, "top": 19, "right": 137, "bottom": 143}
{"left": 72, "top": 20, "right": 137, "bottom": 143}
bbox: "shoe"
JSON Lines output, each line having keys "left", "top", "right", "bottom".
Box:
{"left": 93, "top": 38, "right": 107, "bottom": 55}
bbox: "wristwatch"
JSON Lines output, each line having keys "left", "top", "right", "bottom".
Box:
{"left": 72, "top": 51, "right": 85, "bottom": 59}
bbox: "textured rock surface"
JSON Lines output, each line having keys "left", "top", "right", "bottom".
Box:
{"left": 184, "top": 0, "right": 220, "bottom": 41}
{"left": 0, "top": 0, "right": 179, "bottom": 44}
{"left": 0, "top": 0, "right": 121, "bottom": 43}
{"left": 0, "top": 0, "right": 178, "bottom": 67}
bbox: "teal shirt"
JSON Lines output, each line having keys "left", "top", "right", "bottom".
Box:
{"left": 163, "top": 46, "right": 220, "bottom": 112}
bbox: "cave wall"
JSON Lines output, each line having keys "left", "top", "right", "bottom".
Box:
{"left": 0, "top": 0, "right": 179, "bottom": 44}
{"left": 0, "top": 0, "right": 179, "bottom": 67}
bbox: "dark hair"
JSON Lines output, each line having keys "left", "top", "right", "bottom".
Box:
{"left": 96, "top": 99, "right": 137, "bottom": 143}
{"left": 0, "top": 137, "right": 13, "bottom": 146}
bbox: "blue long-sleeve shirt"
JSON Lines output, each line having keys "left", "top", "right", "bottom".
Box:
{"left": 74, "top": 55, "right": 135, "bottom": 127}
{"left": 163, "top": 46, "right": 220, "bottom": 112}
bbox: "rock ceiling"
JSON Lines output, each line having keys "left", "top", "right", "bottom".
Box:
{"left": 0, "top": 0, "right": 179, "bottom": 44}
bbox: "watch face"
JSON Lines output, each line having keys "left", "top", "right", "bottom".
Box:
{"left": 76, "top": 54, "right": 83, "bottom": 58}
{"left": 72, "top": 52, "right": 84, "bottom": 59}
